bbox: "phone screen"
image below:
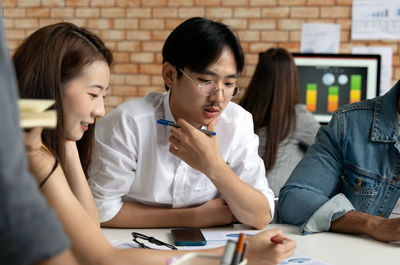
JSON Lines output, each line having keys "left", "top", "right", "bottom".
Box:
{"left": 172, "top": 229, "right": 205, "bottom": 241}
{"left": 171, "top": 228, "right": 206, "bottom": 246}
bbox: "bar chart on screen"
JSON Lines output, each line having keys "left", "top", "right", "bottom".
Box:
{"left": 292, "top": 53, "right": 380, "bottom": 123}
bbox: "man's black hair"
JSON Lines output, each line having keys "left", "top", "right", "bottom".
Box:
{"left": 162, "top": 17, "right": 244, "bottom": 90}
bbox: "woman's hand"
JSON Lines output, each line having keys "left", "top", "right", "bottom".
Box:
{"left": 24, "top": 128, "right": 57, "bottom": 184}
{"left": 245, "top": 228, "right": 296, "bottom": 265}
{"left": 24, "top": 127, "right": 43, "bottom": 153}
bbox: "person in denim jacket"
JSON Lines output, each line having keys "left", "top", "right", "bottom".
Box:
{"left": 278, "top": 81, "right": 400, "bottom": 243}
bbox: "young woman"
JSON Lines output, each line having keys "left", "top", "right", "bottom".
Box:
{"left": 240, "top": 48, "right": 320, "bottom": 196}
{"left": 16, "top": 22, "right": 296, "bottom": 265}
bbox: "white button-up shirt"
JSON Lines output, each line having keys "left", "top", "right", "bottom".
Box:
{"left": 89, "top": 92, "right": 274, "bottom": 222}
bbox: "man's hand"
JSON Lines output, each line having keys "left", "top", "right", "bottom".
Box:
{"left": 168, "top": 118, "right": 224, "bottom": 176}
{"left": 331, "top": 210, "right": 400, "bottom": 243}
{"left": 368, "top": 217, "right": 400, "bottom": 242}
{"left": 192, "top": 198, "right": 235, "bottom": 227}
{"left": 246, "top": 229, "right": 296, "bottom": 265}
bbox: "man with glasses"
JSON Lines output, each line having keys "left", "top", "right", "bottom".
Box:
{"left": 89, "top": 17, "right": 274, "bottom": 229}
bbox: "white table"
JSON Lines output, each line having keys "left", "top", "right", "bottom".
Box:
{"left": 102, "top": 224, "right": 399, "bottom": 265}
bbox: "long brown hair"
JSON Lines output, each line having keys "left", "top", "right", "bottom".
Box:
{"left": 240, "top": 48, "right": 299, "bottom": 171}
{"left": 13, "top": 22, "right": 113, "bottom": 176}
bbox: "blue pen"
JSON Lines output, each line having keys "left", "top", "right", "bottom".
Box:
{"left": 157, "top": 119, "right": 217, "bottom": 136}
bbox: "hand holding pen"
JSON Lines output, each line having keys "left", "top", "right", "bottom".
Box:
{"left": 244, "top": 229, "right": 296, "bottom": 265}
{"left": 271, "top": 235, "right": 287, "bottom": 244}
{"left": 162, "top": 118, "right": 222, "bottom": 175}
{"left": 157, "top": 119, "right": 216, "bottom": 136}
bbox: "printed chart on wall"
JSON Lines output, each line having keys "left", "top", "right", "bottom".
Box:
{"left": 297, "top": 66, "right": 367, "bottom": 115}
{"left": 352, "top": 0, "right": 400, "bottom": 40}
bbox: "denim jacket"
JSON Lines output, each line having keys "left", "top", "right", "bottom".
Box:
{"left": 278, "top": 81, "right": 400, "bottom": 235}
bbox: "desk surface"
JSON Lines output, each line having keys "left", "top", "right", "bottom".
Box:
{"left": 102, "top": 224, "right": 399, "bottom": 265}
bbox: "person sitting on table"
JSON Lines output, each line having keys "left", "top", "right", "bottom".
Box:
{"left": 0, "top": 14, "right": 77, "bottom": 265}
{"left": 239, "top": 48, "right": 320, "bottom": 196}
{"left": 88, "top": 17, "right": 274, "bottom": 229}
{"left": 279, "top": 80, "right": 400, "bottom": 243}
{"left": 16, "top": 22, "right": 296, "bottom": 265}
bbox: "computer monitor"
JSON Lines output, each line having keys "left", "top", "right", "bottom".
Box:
{"left": 291, "top": 53, "right": 381, "bottom": 123}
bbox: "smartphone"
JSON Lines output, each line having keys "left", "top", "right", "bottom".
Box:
{"left": 171, "top": 228, "right": 207, "bottom": 246}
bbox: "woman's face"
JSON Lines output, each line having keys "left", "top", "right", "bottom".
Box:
{"left": 62, "top": 60, "right": 110, "bottom": 141}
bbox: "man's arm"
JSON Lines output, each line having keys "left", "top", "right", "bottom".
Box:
{"left": 279, "top": 113, "right": 345, "bottom": 228}
{"left": 201, "top": 158, "right": 271, "bottom": 229}
{"left": 101, "top": 198, "right": 234, "bottom": 228}
{"left": 331, "top": 211, "right": 400, "bottom": 242}
{"left": 169, "top": 118, "right": 271, "bottom": 229}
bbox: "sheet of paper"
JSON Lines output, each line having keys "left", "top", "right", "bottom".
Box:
{"left": 202, "top": 230, "right": 260, "bottom": 241}
{"left": 352, "top": 46, "right": 393, "bottom": 95}
{"left": 171, "top": 229, "right": 260, "bottom": 250}
{"left": 301, "top": 23, "right": 341, "bottom": 53}
{"left": 280, "top": 253, "right": 330, "bottom": 265}
{"left": 109, "top": 236, "right": 331, "bottom": 264}
{"left": 110, "top": 240, "right": 140, "bottom": 249}
{"left": 352, "top": 0, "right": 400, "bottom": 40}
{"left": 169, "top": 253, "right": 244, "bottom": 265}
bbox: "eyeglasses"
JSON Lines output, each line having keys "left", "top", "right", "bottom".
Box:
{"left": 179, "top": 68, "right": 241, "bottom": 100}
{"left": 131, "top": 232, "right": 177, "bottom": 250}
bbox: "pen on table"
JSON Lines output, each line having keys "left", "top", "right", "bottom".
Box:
{"left": 230, "top": 233, "right": 245, "bottom": 265}
{"left": 271, "top": 235, "right": 286, "bottom": 244}
{"left": 157, "top": 119, "right": 217, "bottom": 136}
{"left": 220, "top": 240, "right": 236, "bottom": 265}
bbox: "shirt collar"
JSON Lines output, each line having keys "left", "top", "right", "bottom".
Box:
{"left": 371, "top": 80, "right": 400, "bottom": 142}
{"left": 163, "top": 90, "right": 175, "bottom": 122}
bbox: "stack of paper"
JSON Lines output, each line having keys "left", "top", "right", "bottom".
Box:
{"left": 18, "top": 99, "right": 57, "bottom": 129}
{"left": 169, "top": 253, "right": 247, "bottom": 265}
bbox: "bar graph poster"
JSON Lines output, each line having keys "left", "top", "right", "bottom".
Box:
{"left": 297, "top": 66, "right": 368, "bottom": 114}
{"left": 352, "top": 0, "right": 400, "bottom": 40}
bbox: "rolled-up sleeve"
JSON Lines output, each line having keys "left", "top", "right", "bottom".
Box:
{"left": 279, "top": 112, "right": 350, "bottom": 232}
{"left": 301, "top": 193, "right": 355, "bottom": 234}
{"left": 89, "top": 108, "right": 138, "bottom": 222}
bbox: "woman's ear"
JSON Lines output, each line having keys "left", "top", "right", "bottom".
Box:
{"left": 162, "top": 62, "right": 176, "bottom": 89}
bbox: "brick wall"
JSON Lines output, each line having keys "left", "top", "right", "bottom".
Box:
{"left": 3, "top": 0, "right": 399, "bottom": 113}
